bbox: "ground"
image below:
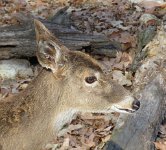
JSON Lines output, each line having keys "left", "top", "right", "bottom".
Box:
{"left": 0, "top": 0, "right": 166, "bottom": 149}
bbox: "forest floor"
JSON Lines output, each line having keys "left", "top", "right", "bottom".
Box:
{"left": 0, "top": 0, "right": 166, "bottom": 149}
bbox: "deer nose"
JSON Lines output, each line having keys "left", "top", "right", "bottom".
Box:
{"left": 132, "top": 99, "right": 140, "bottom": 111}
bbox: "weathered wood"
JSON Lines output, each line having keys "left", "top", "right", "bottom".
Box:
{"left": 105, "top": 75, "right": 166, "bottom": 150}
{"left": 130, "top": 26, "right": 157, "bottom": 73}
{"left": 0, "top": 19, "right": 119, "bottom": 59}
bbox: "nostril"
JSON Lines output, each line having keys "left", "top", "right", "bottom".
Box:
{"left": 132, "top": 99, "right": 140, "bottom": 110}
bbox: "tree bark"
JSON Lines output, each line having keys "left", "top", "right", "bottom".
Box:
{"left": 105, "top": 75, "right": 166, "bottom": 150}
{"left": 0, "top": 19, "right": 119, "bottom": 59}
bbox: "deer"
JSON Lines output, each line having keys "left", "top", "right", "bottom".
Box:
{"left": 0, "top": 20, "right": 140, "bottom": 150}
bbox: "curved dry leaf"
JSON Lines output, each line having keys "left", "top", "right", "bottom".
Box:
{"left": 154, "top": 142, "right": 166, "bottom": 150}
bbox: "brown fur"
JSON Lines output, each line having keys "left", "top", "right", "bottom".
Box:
{"left": 0, "top": 20, "right": 137, "bottom": 150}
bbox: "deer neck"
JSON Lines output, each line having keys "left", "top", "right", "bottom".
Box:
{"left": 26, "top": 69, "right": 76, "bottom": 131}
{"left": 1, "top": 70, "right": 65, "bottom": 134}
{"left": 0, "top": 69, "right": 79, "bottom": 150}
{"left": 20, "top": 69, "right": 79, "bottom": 132}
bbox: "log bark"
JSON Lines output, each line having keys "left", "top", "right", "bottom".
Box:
{"left": 105, "top": 75, "right": 166, "bottom": 150}
{"left": 0, "top": 19, "right": 119, "bottom": 59}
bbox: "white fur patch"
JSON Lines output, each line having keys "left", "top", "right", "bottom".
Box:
{"left": 49, "top": 40, "right": 61, "bottom": 62}
{"left": 111, "top": 105, "right": 131, "bottom": 114}
{"left": 54, "top": 109, "right": 78, "bottom": 132}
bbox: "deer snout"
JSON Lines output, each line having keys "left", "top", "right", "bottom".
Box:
{"left": 110, "top": 95, "right": 140, "bottom": 113}
{"left": 132, "top": 99, "right": 140, "bottom": 111}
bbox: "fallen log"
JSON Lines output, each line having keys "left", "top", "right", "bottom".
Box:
{"left": 105, "top": 75, "right": 166, "bottom": 150}
{"left": 0, "top": 18, "right": 119, "bottom": 59}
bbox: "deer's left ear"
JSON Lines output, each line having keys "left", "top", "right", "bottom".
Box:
{"left": 34, "top": 19, "right": 70, "bottom": 73}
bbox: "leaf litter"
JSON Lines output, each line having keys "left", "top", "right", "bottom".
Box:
{"left": 45, "top": 114, "right": 116, "bottom": 150}
{"left": 1, "top": 0, "right": 166, "bottom": 149}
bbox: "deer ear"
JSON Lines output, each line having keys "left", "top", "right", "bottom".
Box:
{"left": 34, "top": 19, "right": 69, "bottom": 73}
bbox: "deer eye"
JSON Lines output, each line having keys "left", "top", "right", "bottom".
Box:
{"left": 85, "top": 76, "right": 97, "bottom": 84}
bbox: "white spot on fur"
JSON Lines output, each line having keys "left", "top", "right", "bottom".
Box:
{"left": 54, "top": 45, "right": 61, "bottom": 62}
{"left": 49, "top": 40, "right": 61, "bottom": 62}
{"left": 54, "top": 109, "right": 78, "bottom": 132}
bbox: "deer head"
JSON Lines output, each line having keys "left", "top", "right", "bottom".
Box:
{"left": 0, "top": 20, "right": 140, "bottom": 150}
{"left": 34, "top": 20, "right": 140, "bottom": 117}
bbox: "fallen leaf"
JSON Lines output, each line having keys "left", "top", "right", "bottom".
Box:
{"left": 60, "top": 138, "right": 70, "bottom": 149}
{"left": 154, "top": 142, "right": 166, "bottom": 150}
{"left": 112, "top": 70, "right": 132, "bottom": 86}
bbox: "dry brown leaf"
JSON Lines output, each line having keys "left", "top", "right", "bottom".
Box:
{"left": 140, "top": 1, "right": 165, "bottom": 9}
{"left": 154, "top": 141, "right": 166, "bottom": 150}
{"left": 112, "top": 70, "right": 132, "bottom": 86}
{"left": 60, "top": 138, "right": 70, "bottom": 149}
{"left": 119, "top": 32, "right": 132, "bottom": 43}
{"left": 102, "top": 134, "right": 111, "bottom": 142}
{"left": 81, "top": 133, "right": 96, "bottom": 147}
{"left": 159, "top": 124, "right": 166, "bottom": 138}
